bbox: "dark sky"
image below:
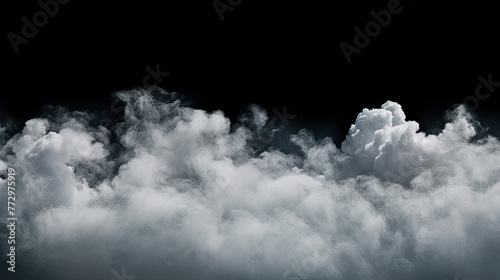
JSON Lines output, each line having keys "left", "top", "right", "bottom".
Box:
{"left": 3, "top": 0, "right": 500, "bottom": 145}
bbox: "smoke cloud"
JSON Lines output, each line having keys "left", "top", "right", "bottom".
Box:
{"left": 1, "top": 89, "right": 499, "bottom": 280}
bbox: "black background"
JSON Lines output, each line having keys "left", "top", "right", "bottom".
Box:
{"left": 3, "top": 0, "right": 500, "bottom": 145}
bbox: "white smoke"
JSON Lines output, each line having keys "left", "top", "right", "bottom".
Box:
{"left": 1, "top": 89, "right": 499, "bottom": 280}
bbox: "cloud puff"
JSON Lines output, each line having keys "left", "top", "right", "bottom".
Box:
{"left": 1, "top": 89, "right": 499, "bottom": 280}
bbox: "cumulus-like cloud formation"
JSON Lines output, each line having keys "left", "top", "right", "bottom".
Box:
{"left": 1, "top": 89, "right": 499, "bottom": 280}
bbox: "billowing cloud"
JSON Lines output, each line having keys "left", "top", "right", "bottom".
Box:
{"left": 1, "top": 89, "right": 499, "bottom": 280}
